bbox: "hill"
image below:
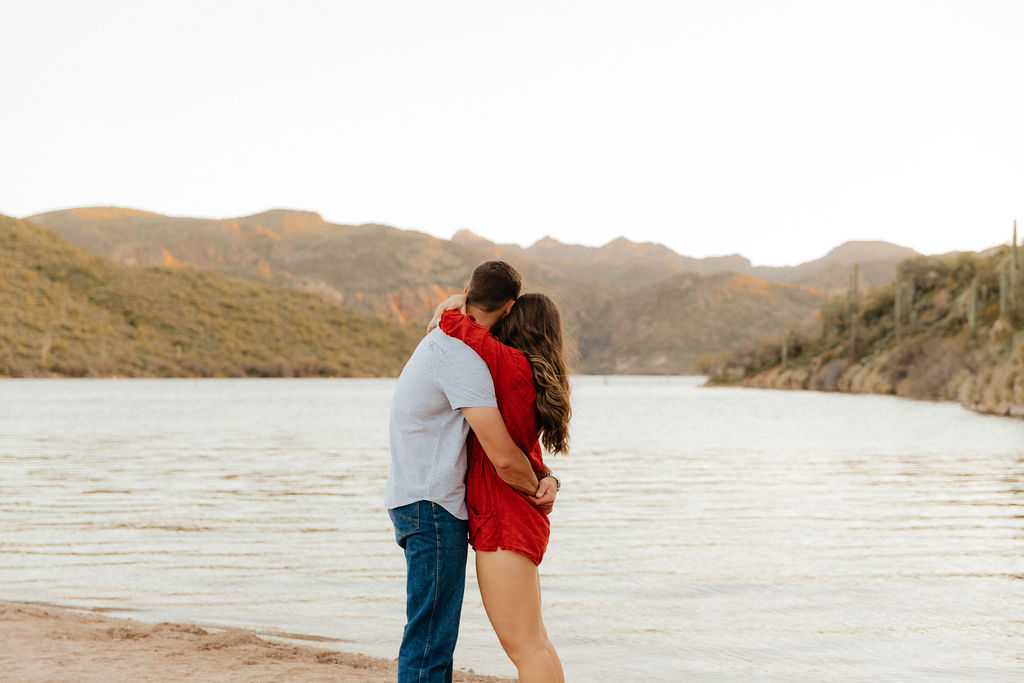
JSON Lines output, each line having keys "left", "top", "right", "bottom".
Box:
{"left": 0, "top": 214, "right": 420, "bottom": 377}
{"left": 475, "top": 232, "right": 912, "bottom": 292}
{"left": 751, "top": 240, "right": 919, "bottom": 290}
{"left": 576, "top": 272, "right": 823, "bottom": 374}
{"left": 25, "top": 208, "right": 819, "bottom": 373}
{"left": 30, "top": 208, "right": 737, "bottom": 323}
{"left": 23, "top": 207, "right": 913, "bottom": 374}
{"left": 28, "top": 207, "right": 897, "bottom": 311}
{"left": 705, "top": 241, "right": 1024, "bottom": 418}
{"left": 27, "top": 207, "right": 491, "bottom": 323}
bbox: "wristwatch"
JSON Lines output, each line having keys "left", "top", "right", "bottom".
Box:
{"left": 538, "top": 472, "right": 560, "bottom": 492}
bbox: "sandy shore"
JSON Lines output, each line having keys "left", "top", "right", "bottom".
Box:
{"left": 0, "top": 601, "right": 512, "bottom": 682}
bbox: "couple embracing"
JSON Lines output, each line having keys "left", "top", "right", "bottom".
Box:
{"left": 385, "top": 260, "right": 570, "bottom": 683}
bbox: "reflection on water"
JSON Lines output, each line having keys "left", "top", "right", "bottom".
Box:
{"left": 2, "top": 377, "right": 1023, "bottom": 681}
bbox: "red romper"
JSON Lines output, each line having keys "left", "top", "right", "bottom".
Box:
{"left": 439, "top": 310, "right": 550, "bottom": 565}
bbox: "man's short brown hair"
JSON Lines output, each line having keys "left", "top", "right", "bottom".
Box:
{"left": 466, "top": 261, "right": 522, "bottom": 312}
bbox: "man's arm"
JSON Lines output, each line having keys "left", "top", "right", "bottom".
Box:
{"left": 461, "top": 406, "right": 539, "bottom": 495}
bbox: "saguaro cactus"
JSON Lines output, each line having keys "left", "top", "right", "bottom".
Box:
{"left": 907, "top": 278, "right": 917, "bottom": 324}
{"left": 1014, "top": 219, "right": 1019, "bottom": 269}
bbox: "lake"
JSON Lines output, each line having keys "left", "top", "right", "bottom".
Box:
{"left": 2, "top": 377, "right": 1023, "bottom": 681}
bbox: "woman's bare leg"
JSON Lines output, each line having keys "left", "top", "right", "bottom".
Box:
{"left": 475, "top": 549, "right": 564, "bottom": 683}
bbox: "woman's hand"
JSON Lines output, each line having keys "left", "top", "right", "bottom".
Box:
{"left": 426, "top": 293, "right": 468, "bottom": 333}
{"left": 529, "top": 476, "right": 558, "bottom": 514}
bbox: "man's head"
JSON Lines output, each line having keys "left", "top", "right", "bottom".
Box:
{"left": 465, "top": 261, "right": 521, "bottom": 319}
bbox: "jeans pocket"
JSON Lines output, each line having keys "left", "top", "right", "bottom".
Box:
{"left": 388, "top": 502, "right": 420, "bottom": 548}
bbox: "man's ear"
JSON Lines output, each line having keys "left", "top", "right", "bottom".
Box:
{"left": 502, "top": 299, "right": 515, "bottom": 316}
{"left": 463, "top": 285, "right": 469, "bottom": 294}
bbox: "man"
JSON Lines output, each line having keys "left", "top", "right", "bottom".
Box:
{"left": 385, "top": 260, "right": 556, "bottom": 683}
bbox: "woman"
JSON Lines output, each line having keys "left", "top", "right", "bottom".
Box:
{"left": 433, "top": 292, "right": 570, "bottom": 683}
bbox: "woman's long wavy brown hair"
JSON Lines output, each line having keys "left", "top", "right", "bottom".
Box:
{"left": 492, "top": 293, "right": 572, "bottom": 455}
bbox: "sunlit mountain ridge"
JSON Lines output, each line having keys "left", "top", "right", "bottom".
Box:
{"left": 15, "top": 206, "right": 958, "bottom": 375}
{"left": 1, "top": 214, "right": 420, "bottom": 377}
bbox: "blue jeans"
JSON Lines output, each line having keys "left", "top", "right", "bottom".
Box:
{"left": 389, "top": 500, "right": 469, "bottom": 683}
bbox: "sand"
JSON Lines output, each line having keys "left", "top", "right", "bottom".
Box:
{"left": 0, "top": 601, "right": 513, "bottom": 682}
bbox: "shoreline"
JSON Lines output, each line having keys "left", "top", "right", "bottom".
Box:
{"left": 705, "top": 373, "right": 1024, "bottom": 421}
{"left": 0, "top": 600, "right": 512, "bottom": 682}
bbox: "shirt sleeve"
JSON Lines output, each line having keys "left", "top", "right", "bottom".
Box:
{"left": 439, "top": 310, "right": 509, "bottom": 380}
{"left": 436, "top": 341, "right": 498, "bottom": 410}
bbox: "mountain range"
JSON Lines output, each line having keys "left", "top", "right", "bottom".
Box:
{"left": 16, "top": 207, "right": 924, "bottom": 374}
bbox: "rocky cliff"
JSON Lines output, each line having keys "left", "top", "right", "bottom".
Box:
{"left": 707, "top": 243, "right": 1024, "bottom": 419}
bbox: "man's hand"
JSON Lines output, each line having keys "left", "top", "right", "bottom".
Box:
{"left": 426, "top": 293, "right": 468, "bottom": 332}
{"left": 529, "top": 476, "right": 558, "bottom": 514}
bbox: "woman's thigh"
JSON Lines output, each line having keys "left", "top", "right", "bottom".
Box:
{"left": 475, "top": 549, "right": 546, "bottom": 647}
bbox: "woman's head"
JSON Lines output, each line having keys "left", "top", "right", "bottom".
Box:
{"left": 493, "top": 293, "right": 572, "bottom": 455}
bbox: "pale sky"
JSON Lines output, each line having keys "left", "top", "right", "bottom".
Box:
{"left": 1, "top": 1, "right": 1021, "bottom": 266}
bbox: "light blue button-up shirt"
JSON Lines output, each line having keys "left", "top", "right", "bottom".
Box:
{"left": 385, "top": 327, "right": 497, "bottom": 520}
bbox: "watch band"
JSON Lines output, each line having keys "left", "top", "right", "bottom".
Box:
{"left": 538, "top": 472, "right": 560, "bottom": 492}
